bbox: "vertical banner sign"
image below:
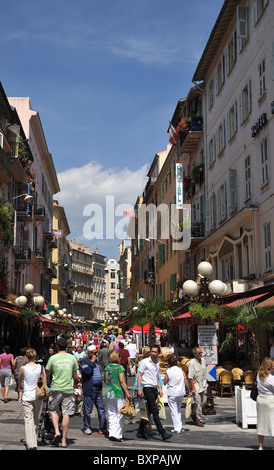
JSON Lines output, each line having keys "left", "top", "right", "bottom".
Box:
{"left": 176, "top": 163, "right": 183, "bottom": 209}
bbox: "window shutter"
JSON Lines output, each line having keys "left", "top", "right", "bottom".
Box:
{"left": 229, "top": 169, "right": 237, "bottom": 213}
{"left": 247, "top": 78, "right": 252, "bottom": 114}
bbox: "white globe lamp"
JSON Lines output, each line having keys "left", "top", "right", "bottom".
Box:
{"left": 183, "top": 280, "right": 199, "bottom": 296}
{"left": 25, "top": 283, "right": 34, "bottom": 294}
{"left": 198, "top": 262, "right": 213, "bottom": 277}
{"left": 209, "top": 280, "right": 227, "bottom": 296}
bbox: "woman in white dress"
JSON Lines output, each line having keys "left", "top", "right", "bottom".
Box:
{"left": 256, "top": 357, "right": 274, "bottom": 450}
{"left": 163, "top": 354, "right": 191, "bottom": 433}
{"left": 18, "top": 349, "right": 47, "bottom": 450}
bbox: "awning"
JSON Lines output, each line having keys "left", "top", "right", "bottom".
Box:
{"left": 258, "top": 295, "right": 274, "bottom": 307}
{"left": 39, "top": 316, "right": 68, "bottom": 335}
{"left": 129, "top": 323, "right": 162, "bottom": 334}
{"left": 223, "top": 292, "right": 271, "bottom": 307}
{"left": 171, "top": 311, "right": 199, "bottom": 325}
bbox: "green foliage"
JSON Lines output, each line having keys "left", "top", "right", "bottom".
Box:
{"left": 189, "top": 302, "right": 220, "bottom": 322}
{"left": 0, "top": 204, "right": 15, "bottom": 246}
{"left": 128, "top": 296, "right": 171, "bottom": 347}
{"left": 18, "top": 309, "right": 39, "bottom": 323}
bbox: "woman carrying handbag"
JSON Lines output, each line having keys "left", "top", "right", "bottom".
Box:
{"left": 18, "top": 349, "right": 47, "bottom": 450}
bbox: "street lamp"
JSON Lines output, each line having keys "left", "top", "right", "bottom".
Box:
{"left": 12, "top": 194, "right": 33, "bottom": 203}
{"left": 15, "top": 283, "right": 45, "bottom": 309}
{"left": 15, "top": 284, "right": 45, "bottom": 347}
{"left": 182, "top": 261, "right": 227, "bottom": 307}
{"left": 49, "top": 304, "right": 67, "bottom": 321}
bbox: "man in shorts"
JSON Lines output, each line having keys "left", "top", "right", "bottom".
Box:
{"left": 46, "top": 336, "right": 79, "bottom": 448}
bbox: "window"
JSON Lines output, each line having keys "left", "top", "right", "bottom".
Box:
{"left": 226, "top": 101, "right": 238, "bottom": 141}
{"left": 239, "top": 79, "right": 252, "bottom": 124}
{"left": 217, "top": 183, "right": 227, "bottom": 223}
{"left": 221, "top": 255, "right": 234, "bottom": 282}
{"left": 245, "top": 156, "right": 251, "bottom": 199}
{"left": 110, "top": 282, "right": 116, "bottom": 289}
{"left": 237, "top": 5, "right": 249, "bottom": 52}
{"left": 208, "top": 137, "right": 215, "bottom": 167}
{"left": 253, "top": 0, "right": 269, "bottom": 25}
{"left": 210, "top": 193, "right": 216, "bottom": 230}
{"left": 259, "top": 58, "right": 266, "bottom": 97}
{"left": 215, "top": 54, "right": 225, "bottom": 94}
{"left": 226, "top": 30, "right": 237, "bottom": 74}
{"left": 216, "top": 120, "right": 226, "bottom": 156}
{"left": 261, "top": 138, "right": 269, "bottom": 185}
{"left": 209, "top": 80, "right": 214, "bottom": 108}
{"left": 264, "top": 222, "right": 271, "bottom": 270}
{"left": 228, "top": 169, "right": 237, "bottom": 214}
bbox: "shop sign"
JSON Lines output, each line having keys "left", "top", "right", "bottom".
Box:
{"left": 251, "top": 112, "right": 267, "bottom": 137}
{"left": 176, "top": 163, "right": 183, "bottom": 209}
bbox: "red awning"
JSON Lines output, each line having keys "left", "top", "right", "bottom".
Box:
{"left": 129, "top": 323, "right": 162, "bottom": 334}
{"left": 0, "top": 304, "right": 20, "bottom": 314}
{"left": 258, "top": 295, "right": 274, "bottom": 307}
{"left": 171, "top": 311, "right": 198, "bottom": 325}
{"left": 223, "top": 292, "right": 271, "bottom": 307}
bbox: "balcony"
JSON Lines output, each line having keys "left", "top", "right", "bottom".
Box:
{"left": 14, "top": 200, "right": 33, "bottom": 222}
{"left": 15, "top": 246, "right": 31, "bottom": 265}
{"left": 34, "top": 205, "right": 45, "bottom": 222}
{"left": 0, "top": 146, "right": 12, "bottom": 183}
{"left": 34, "top": 247, "right": 45, "bottom": 260}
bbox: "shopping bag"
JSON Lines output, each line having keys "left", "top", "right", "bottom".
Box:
{"left": 157, "top": 395, "right": 166, "bottom": 420}
{"left": 139, "top": 400, "right": 149, "bottom": 421}
{"left": 119, "top": 398, "right": 136, "bottom": 419}
{"left": 185, "top": 396, "right": 192, "bottom": 419}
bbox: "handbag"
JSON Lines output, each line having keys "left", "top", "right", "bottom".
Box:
{"left": 157, "top": 395, "right": 166, "bottom": 420}
{"left": 250, "top": 379, "right": 258, "bottom": 401}
{"left": 119, "top": 397, "right": 136, "bottom": 419}
{"left": 139, "top": 400, "right": 149, "bottom": 421}
{"left": 36, "top": 366, "right": 50, "bottom": 401}
{"left": 185, "top": 396, "right": 192, "bottom": 419}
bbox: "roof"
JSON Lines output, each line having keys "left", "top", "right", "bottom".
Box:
{"left": 192, "top": 0, "right": 240, "bottom": 82}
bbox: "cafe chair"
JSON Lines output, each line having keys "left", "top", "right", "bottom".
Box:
{"left": 231, "top": 367, "right": 244, "bottom": 386}
{"left": 242, "top": 370, "right": 254, "bottom": 389}
{"left": 219, "top": 370, "right": 234, "bottom": 398}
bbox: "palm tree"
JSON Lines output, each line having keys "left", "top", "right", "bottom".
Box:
{"left": 219, "top": 300, "right": 274, "bottom": 369}
{"left": 128, "top": 297, "right": 172, "bottom": 347}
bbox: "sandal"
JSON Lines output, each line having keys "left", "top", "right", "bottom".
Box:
{"left": 109, "top": 436, "right": 124, "bottom": 442}
{"left": 51, "top": 434, "right": 62, "bottom": 446}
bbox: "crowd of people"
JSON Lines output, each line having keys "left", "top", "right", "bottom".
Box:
{"left": 1, "top": 330, "right": 274, "bottom": 450}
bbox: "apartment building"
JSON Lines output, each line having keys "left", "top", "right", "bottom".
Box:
{"left": 0, "top": 88, "right": 60, "bottom": 304}
{"left": 92, "top": 248, "right": 106, "bottom": 323}
{"left": 118, "top": 239, "right": 132, "bottom": 312}
{"left": 51, "top": 200, "right": 71, "bottom": 311}
{"left": 68, "top": 240, "right": 94, "bottom": 320}
{"left": 192, "top": 0, "right": 274, "bottom": 292}
{"left": 105, "top": 258, "right": 120, "bottom": 321}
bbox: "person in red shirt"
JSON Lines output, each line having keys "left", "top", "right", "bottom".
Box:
{"left": 82, "top": 332, "right": 88, "bottom": 349}
{"left": 118, "top": 342, "right": 130, "bottom": 383}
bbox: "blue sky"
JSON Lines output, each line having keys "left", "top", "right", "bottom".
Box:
{"left": 1, "top": 0, "right": 223, "bottom": 258}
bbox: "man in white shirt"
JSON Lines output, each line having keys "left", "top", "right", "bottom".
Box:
{"left": 137, "top": 345, "right": 172, "bottom": 441}
{"left": 126, "top": 339, "right": 139, "bottom": 377}
{"left": 188, "top": 346, "right": 207, "bottom": 427}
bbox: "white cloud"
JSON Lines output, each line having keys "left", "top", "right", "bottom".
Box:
{"left": 56, "top": 161, "right": 148, "bottom": 255}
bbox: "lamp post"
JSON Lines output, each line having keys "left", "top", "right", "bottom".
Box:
{"left": 15, "top": 283, "right": 45, "bottom": 347}
{"left": 49, "top": 304, "right": 67, "bottom": 322}
{"left": 182, "top": 261, "right": 227, "bottom": 307}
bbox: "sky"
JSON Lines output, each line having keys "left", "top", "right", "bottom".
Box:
{"left": 1, "top": 0, "right": 224, "bottom": 259}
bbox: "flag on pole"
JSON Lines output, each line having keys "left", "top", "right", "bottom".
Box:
{"left": 168, "top": 121, "right": 180, "bottom": 145}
